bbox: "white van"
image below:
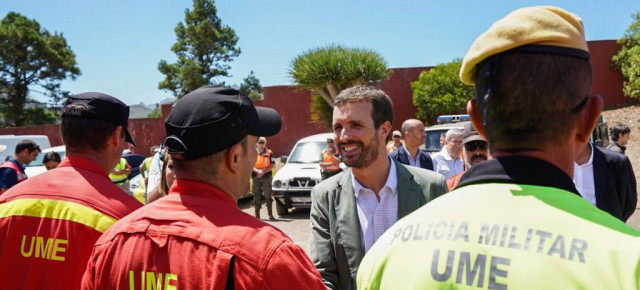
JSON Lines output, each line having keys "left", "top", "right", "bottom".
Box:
{"left": 271, "top": 133, "right": 344, "bottom": 215}
{"left": 0, "top": 135, "right": 51, "bottom": 162}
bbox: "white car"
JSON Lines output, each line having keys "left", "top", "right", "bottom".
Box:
{"left": 25, "top": 145, "right": 66, "bottom": 177}
{"left": 271, "top": 133, "right": 344, "bottom": 215}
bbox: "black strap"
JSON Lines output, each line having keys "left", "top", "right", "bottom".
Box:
{"left": 225, "top": 256, "right": 235, "bottom": 290}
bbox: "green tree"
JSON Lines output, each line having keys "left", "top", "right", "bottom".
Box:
{"left": 0, "top": 12, "right": 80, "bottom": 126}
{"left": 147, "top": 104, "right": 162, "bottom": 118}
{"left": 411, "top": 58, "right": 474, "bottom": 124}
{"left": 289, "top": 45, "right": 390, "bottom": 127}
{"left": 239, "top": 70, "right": 263, "bottom": 100}
{"left": 158, "top": 0, "right": 241, "bottom": 98}
{"left": 612, "top": 11, "right": 640, "bottom": 99}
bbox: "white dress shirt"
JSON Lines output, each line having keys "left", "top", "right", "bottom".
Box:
{"left": 353, "top": 158, "right": 398, "bottom": 253}
{"left": 405, "top": 148, "right": 426, "bottom": 168}
{"left": 573, "top": 144, "right": 596, "bottom": 206}
{"left": 431, "top": 147, "right": 464, "bottom": 179}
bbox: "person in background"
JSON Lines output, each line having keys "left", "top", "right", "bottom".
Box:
{"left": 386, "top": 130, "right": 403, "bottom": 153}
{"left": 357, "top": 6, "right": 640, "bottom": 289}
{"left": 145, "top": 146, "right": 165, "bottom": 202}
{"left": 109, "top": 157, "right": 131, "bottom": 194}
{"left": 446, "top": 122, "right": 489, "bottom": 190}
{"left": 146, "top": 153, "right": 174, "bottom": 203}
{"left": 82, "top": 86, "right": 324, "bottom": 289}
{"left": 319, "top": 137, "right": 342, "bottom": 180}
{"left": 608, "top": 123, "right": 631, "bottom": 155}
{"left": 0, "top": 92, "right": 141, "bottom": 289}
{"left": 439, "top": 132, "right": 446, "bottom": 148}
{"left": 310, "top": 85, "right": 448, "bottom": 290}
{"left": 389, "top": 119, "right": 434, "bottom": 171}
{"left": 139, "top": 145, "right": 158, "bottom": 186}
{"left": 43, "top": 151, "right": 62, "bottom": 170}
{"left": 431, "top": 128, "right": 464, "bottom": 179}
{"left": 574, "top": 140, "right": 637, "bottom": 221}
{"left": 0, "top": 140, "right": 40, "bottom": 193}
{"left": 252, "top": 136, "right": 275, "bottom": 220}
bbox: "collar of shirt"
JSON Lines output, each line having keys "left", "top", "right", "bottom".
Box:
{"left": 457, "top": 156, "right": 580, "bottom": 196}
{"left": 58, "top": 156, "right": 109, "bottom": 178}
{"left": 404, "top": 147, "right": 422, "bottom": 164}
{"left": 168, "top": 178, "right": 236, "bottom": 206}
{"left": 575, "top": 143, "right": 594, "bottom": 167}
{"left": 353, "top": 157, "right": 398, "bottom": 198}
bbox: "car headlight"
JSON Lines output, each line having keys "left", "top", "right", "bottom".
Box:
{"left": 273, "top": 180, "right": 282, "bottom": 188}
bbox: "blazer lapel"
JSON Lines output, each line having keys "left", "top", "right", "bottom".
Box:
{"left": 333, "top": 170, "right": 364, "bottom": 270}
{"left": 394, "top": 160, "right": 424, "bottom": 218}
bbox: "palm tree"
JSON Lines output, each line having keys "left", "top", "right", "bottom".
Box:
{"left": 289, "top": 45, "right": 390, "bottom": 128}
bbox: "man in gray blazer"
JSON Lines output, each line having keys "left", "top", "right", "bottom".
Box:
{"left": 310, "top": 85, "right": 448, "bottom": 290}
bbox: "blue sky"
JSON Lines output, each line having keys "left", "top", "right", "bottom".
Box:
{"left": 3, "top": 1, "right": 639, "bottom": 106}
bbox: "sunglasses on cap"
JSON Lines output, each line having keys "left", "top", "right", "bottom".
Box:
{"left": 257, "top": 141, "right": 265, "bottom": 144}
{"left": 464, "top": 140, "right": 487, "bottom": 151}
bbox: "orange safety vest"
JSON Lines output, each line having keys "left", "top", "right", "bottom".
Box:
{"left": 322, "top": 150, "right": 341, "bottom": 171}
{"left": 0, "top": 161, "right": 28, "bottom": 184}
{"left": 254, "top": 149, "right": 272, "bottom": 169}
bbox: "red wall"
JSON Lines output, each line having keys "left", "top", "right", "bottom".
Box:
{"left": 588, "top": 40, "right": 630, "bottom": 107}
{"left": 0, "top": 40, "right": 629, "bottom": 157}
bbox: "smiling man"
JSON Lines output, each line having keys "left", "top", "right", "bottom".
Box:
{"left": 309, "top": 85, "right": 448, "bottom": 290}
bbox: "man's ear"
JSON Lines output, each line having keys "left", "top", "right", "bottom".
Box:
{"left": 379, "top": 121, "right": 392, "bottom": 140}
{"left": 575, "top": 95, "right": 603, "bottom": 144}
{"left": 110, "top": 126, "right": 124, "bottom": 148}
{"left": 226, "top": 143, "right": 242, "bottom": 173}
{"left": 467, "top": 99, "right": 487, "bottom": 139}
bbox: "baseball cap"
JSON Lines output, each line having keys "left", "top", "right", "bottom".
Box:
{"left": 462, "top": 123, "right": 485, "bottom": 144}
{"left": 62, "top": 92, "right": 135, "bottom": 145}
{"left": 164, "top": 86, "right": 282, "bottom": 160}
{"left": 258, "top": 137, "right": 267, "bottom": 144}
{"left": 460, "top": 6, "right": 588, "bottom": 85}
{"left": 392, "top": 130, "right": 402, "bottom": 138}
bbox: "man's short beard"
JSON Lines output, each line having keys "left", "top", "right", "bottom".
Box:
{"left": 342, "top": 132, "right": 380, "bottom": 169}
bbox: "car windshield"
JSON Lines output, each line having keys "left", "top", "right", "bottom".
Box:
{"left": 287, "top": 142, "right": 326, "bottom": 163}
{"left": 28, "top": 150, "right": 66, "bottom": 167}
{"left": 425, "top": 130, "right": 447, "bottom": 153}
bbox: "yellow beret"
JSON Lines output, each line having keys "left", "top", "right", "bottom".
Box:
{"left": 460, "top": 6, "right": 588, "bottom": 85}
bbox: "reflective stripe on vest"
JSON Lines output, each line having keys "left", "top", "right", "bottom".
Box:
{"left": 109, "top": 158, "right": 128, "bottom": 184}
{"left": 0, "top": 198, "right": 117, "bottom": 233}
{"left": 0, "top": 161, "right": 28, "bottom": 184}
{"left": 254, "top": 149, "right": 272, "bottom": 169}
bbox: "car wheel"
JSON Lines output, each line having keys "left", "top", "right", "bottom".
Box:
{"left": 276, "top": 200, "right": 288, "bottom": 216}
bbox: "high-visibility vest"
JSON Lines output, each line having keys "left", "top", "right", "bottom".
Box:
{"left": 357, "top": 183, "right": 640, "bottom": 289}
{"left": 109, "top": 158, "right": 129, "bottom": 184}
{"left": 254, "top": 149, "right": 272, "bottom": 170}
{"left": 322, "top": 150, "right": 341, "bottom": 171}
{"left": 0, "top": 161, "right": 28, "bottom": 184}
{"left": 143, "top": 157, "right": 152, "bottom": 177}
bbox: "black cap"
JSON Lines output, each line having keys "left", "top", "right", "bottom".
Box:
{"left": 62, "top": 92, "right": 135, "bottom": 146}
{"left": 462, "top": 122, "right": 485, "bottom": 144}
{"left": 164, "top": 86, "right": 282, "bottom": 160}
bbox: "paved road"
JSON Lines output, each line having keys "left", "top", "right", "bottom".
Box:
{"left": 239, "top": 199, "right": 312, "bottom": 254}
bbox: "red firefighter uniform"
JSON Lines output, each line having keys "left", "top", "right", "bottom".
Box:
{"left": 82, "top": 179, "right": 325, "bottom": 290}
{"left": 0, "top": 156, "right": 142, "bottom": 289}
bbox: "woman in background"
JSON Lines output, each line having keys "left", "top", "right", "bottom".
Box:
{"left": 43, "top": 152, "right": 61, "bottom": 170}
{"left": 146, "top": 154, "right": 174, "bottom": 203}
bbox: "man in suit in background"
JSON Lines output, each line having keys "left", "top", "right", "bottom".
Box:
{"left": 310, "top": 85, "right": 448, "bottom": 290}
{"left": 389, "top": 119, "right": 434, "bottom": 171}
{"left": 574, "top": 141, "right": 637, "bottom": 221}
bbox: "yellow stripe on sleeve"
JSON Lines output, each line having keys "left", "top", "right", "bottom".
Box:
{"left": 0, "top": 198, "right": 117, "bottom": 233}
